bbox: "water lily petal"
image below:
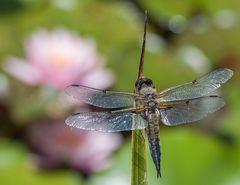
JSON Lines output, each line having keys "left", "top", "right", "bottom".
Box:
{"left": 4, "top": 57, "right": 42, "bottom": 85}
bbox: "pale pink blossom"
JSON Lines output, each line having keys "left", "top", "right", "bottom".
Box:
{"left": 4, "top": 29, "right": 114, "bottom": 89}
{"left": 28, "top": 121, "right": 122, "bottom": 175}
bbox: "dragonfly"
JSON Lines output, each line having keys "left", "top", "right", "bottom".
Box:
{"left": 65, "top": 13, "right": 233, "bottom": 178}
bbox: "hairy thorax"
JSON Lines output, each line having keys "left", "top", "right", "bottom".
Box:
{"left": 139, "top": 86, "right": 159, "bottom": 122}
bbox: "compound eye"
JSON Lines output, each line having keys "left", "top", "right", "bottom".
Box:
{"left": 145, "top": 79, "right": 153, "bottom": 86}
{"left": 135, "top": 77, "right": 153, "bottom": 90}
{"left": 135, "top": 79, "right": 143, "bottom": 89}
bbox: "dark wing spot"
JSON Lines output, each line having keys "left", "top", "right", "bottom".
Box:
{"left": 185, "top": 100, "right": 190, "bottom": 105}
{"left": 209, "top": 95, "right": 219, "bottom": 98}
{"left": 72, "top": 112, "right": 80, "bottom": 116}
{"left": 192, "top": 79, "right": 197, "bottom": 84}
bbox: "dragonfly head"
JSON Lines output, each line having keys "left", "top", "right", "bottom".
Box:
{"left": 135, "top": 77, "right": 155, "bottom": 91}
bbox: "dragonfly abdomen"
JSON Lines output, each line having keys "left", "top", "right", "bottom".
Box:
{"left": 146, "top": 113, "right": 161, "bottom": 178}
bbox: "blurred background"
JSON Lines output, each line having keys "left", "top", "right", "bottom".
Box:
{"left": 0, "top": 0, "right": 240, "bottom": 185}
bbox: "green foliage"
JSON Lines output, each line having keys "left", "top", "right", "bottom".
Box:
{"left": 0, "top": 140, "right": 81, "bottom": 185}
{"left": 149, "top": 128, "right": 240, "bottom": 185}
{"left": 88, "top": 128, "right": 240, "bottom": 185}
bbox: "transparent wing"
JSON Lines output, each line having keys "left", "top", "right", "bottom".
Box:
{"left": 158, "top": 68, "right": 233, "bottom": 102}
{"left": 65, "top": 110, "right": 147, "bottom": 132}
{"left": 160, "top": 96, "right": 225, "bottom": 126}
{"left": 65, "top": 84, "right": 138, "bottom": 108}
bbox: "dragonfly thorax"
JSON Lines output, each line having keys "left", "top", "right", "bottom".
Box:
{"left": 144, "top": 94, "right": 159, "bottom": 115}
{"left": 146, "top": 99, "right": 158, "bottom": 109}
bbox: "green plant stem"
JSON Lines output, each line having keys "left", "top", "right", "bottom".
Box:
{"left": 131, "top": 130, "right": 148, "bottom": 185}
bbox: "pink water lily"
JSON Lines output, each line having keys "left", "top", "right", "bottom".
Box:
{"left": 28, "top": 121, "right": 122, "bottom": 176}
{"left": 4, "top": 29, "right": 114, "bottom": 89}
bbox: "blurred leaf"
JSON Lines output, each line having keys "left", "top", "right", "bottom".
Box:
{"left": 219, "top": 82, "right": 240, "bottom": 143}
{"left": 0, "top": 0, "right": 23, "bottom": 11}
{"left": 8, "top": 85, "right": 58, "bottom": 124}
{"left": 89, "top": 127, "right": 240, "bottom": 185}
{"left": 147, "top": 128, "right": 240, "bottom": 185}
{"left": 0, "top": 139, "right": 82, "bottom": 185}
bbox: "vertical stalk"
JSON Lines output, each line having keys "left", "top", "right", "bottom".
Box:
{"left": 131, "top": 130, "right": 148, "bottom": 185}
{"left": 131, "top": 11, "right": 148, "bottom": 185}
